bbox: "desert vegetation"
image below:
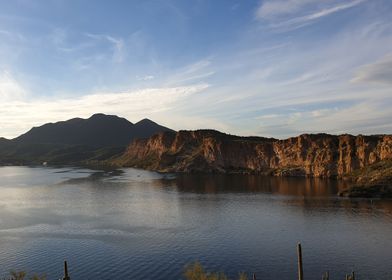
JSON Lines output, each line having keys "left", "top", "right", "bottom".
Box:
{"left": 184, "top": 262, "right": 250, "bottom": 280}
{"left": 1, "top": 271, "right": 46, "bottom": 280}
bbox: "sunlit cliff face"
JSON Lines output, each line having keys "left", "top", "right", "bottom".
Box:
{"left": 118, "top": 131, "right": 392, "bottom": 177}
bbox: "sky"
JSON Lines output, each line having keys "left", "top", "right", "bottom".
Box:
{"left": 0, "top": 0, "right": 391, "bottom": 139}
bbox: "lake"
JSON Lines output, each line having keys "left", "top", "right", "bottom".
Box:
{"left": 0, "top": 166, "right": 391, "bottom": 280}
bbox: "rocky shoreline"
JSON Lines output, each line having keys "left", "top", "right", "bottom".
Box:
{"left": 339, "top": 160, "right": 392, "bottom": 198}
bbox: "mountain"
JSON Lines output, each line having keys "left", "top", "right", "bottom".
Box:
{"left": 0, "top": 137, "right": 9, "bottom": 144}
{"left": 0, "top": 114, "right": 173, "bottom": 165}
{"left": 133, "top": 118, "right": 175, "bottom": 140}
{"left": 114, "top": 130, "right": 392, "bottom": 178}
{"left": 14, "top": 113, "right": 173, "bottom": 147}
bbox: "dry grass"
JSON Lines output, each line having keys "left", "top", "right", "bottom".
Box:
{"left": 184, "top": 262, "right": 249, "bottom": 280}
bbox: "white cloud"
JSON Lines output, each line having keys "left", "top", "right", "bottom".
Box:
{"left": 136, "top": 75, "right": 155, "bottom": 81}
{"left": 0, "top": 29, "right": 25, "bottom": 41}
{"left": 165, "top": 59, "right": 215, "bottom": 86}
{"left": 85, "top": 33, "right": 125, "bottom": 63}
{"left": 351, "top": 54, "right": 392, "bottom": 85}
{"left": 0, "top": 71, "right": 26, "bottom": 101}
{"left": 256, "top": 0, "right": 315, "bottom": 19}
{"left": 105, "top": 36, "right": 125, "bottom": 63}
{"left": 274, "top": 0, "right": 365, "bottom": 29}
{"left": 164, "top": 59, "right": 215, "bottom": 86}
{"left": 254, "top": 98, "right": 392, "bottom": 138}
{"left": 257, "top": 0, "right": 366, "bottom": 30}
{"left": 0, "top": 84, "right": 209, "bottom": 138}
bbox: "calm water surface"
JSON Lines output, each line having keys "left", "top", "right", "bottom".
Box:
{"left": 0, "top": 166, "right": 391, "bottom": 280}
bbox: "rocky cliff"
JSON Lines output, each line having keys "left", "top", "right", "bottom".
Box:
{"left": 115, "top": 130, "right": 392, "bottom": 178}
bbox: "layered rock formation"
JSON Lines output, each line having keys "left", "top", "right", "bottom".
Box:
{"left": 115, "top": 130, "right": 392, "bottom": 178}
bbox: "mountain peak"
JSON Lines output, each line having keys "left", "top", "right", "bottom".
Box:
{"left": 89, "top": 113, "right": 108, "bottom": 119}
{"left": 13, "top": 114, "right": 172, "bottom": 147}
{"left": 89, "top": 113, "right": 127, "bottom": 121}
{"left": 135, "top": 118, "right": 156, "bottom": 125}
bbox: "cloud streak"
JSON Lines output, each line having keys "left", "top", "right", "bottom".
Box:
{"left": 0, "top": 71, "right": 26, "bottom": 101}
{"left": 85, "top": 33, "right": 125, "bottom": 63}
{"left": 351, "top": 54, "right": 392, "bottom": 85}
{"left": 0, "top": 1, "right": 391, "bottom": 139}
{"left": 0, "top": 78, "right": 209, "bottom": 138}
{"left": 256, "top": 0, "right": 315, "bottom": 19}
{"left": 257, "top": 0, "right": 366, "bottom": 30}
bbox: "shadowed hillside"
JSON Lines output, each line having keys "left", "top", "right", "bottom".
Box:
{"left": 0, "top": 114, "right": 173, "bottom": 165}
{"left": 14, "top": 113, "right": 172, "bottom": 147}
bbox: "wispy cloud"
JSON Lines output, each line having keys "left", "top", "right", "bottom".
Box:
{"left": 164, "top": 59, "right": 215, "bottom": 86}
{"left": 254, "top": 98, "right": 392, "bottom": 137}
{"left": 85, "top": 33, "right": 125, "bottom": 63}
{"left": 0, "top": 80, "right": 208, "bottom": 138}
{"left": 136, "top": 75, "right": 155, "bottom": 81}
{"left": 0, "top": 29, "right": 25, "bottom": 41}
{"left": 49, "top": 28, "right": 94, "bottom": 53}
{"left": 0, "top": 1, "right": 391, "bottom": 139}
{"left": 0, "top": 71, "right": 26, "bottom": 101}
{"left": 256, "top": 0, "right": 316, "bottom": 19}
{"left": 351, "top": 54, "right": 392, "bottom": 85}
{"left": 257, "top": 0, "right": 366, "bottom": 30}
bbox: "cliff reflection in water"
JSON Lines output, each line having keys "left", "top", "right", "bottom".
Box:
{"left": 0, "top": 166, "right": 391, "bottom": 280}
{"left": 160, "top": 174, "right": 346, "bottom": 195}
{"left": 157, "top": 173, "right": 392, "bottom": 214}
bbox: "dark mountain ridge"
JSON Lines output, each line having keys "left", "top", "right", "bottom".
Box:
{"left": 14, "top": 113, "right": 172, "bottom": 147}
{"left": 0, "top": 113, "right": 173, "bottom": 165}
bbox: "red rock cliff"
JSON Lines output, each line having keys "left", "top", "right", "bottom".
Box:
{"left": 115, "top": 130, "right": 392, "bottom": 177}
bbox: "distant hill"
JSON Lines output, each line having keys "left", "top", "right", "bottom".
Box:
{"left": 0, "top": 114, "right": 173, "bottom": 165}
{"left": 14, "top": 113, "right": 173, "bottom": 147}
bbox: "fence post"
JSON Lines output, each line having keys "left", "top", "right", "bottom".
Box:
{"left": 63, "top": 261, "right": 70, "bottom": 280}
{"left": 297, "top": 243, "right": 304, "bottom": 280}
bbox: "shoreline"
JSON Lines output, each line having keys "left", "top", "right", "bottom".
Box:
{"left": 2, "top": 161, "right": 391, "bottom": 199}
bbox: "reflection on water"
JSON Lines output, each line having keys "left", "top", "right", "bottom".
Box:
{"left": 0, "top": 166, "right": 391, "bottom": 280}
{"left": 165, "top": 174, "right": 348, "bottom": 195}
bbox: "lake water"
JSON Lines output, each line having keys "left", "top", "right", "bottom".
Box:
{"left": 0, "top": 166, "right": 391, "bottom": 280}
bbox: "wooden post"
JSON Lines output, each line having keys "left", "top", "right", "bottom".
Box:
{"left": 63, "top": 261, "right": 70, "bottom": 280}
{"left": 297, "top": 243, "right": 304, "bottom": 280}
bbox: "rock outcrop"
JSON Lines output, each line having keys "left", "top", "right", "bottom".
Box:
{"left": 115, "top": 130, "right": 392, "bottom": 178}
{"left": 338, "top": 159, "right": 392, "bottom": 198}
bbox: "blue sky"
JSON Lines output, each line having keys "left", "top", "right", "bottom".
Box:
{"left": 0, "top": 0, "right": 391, "bottom": 138}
